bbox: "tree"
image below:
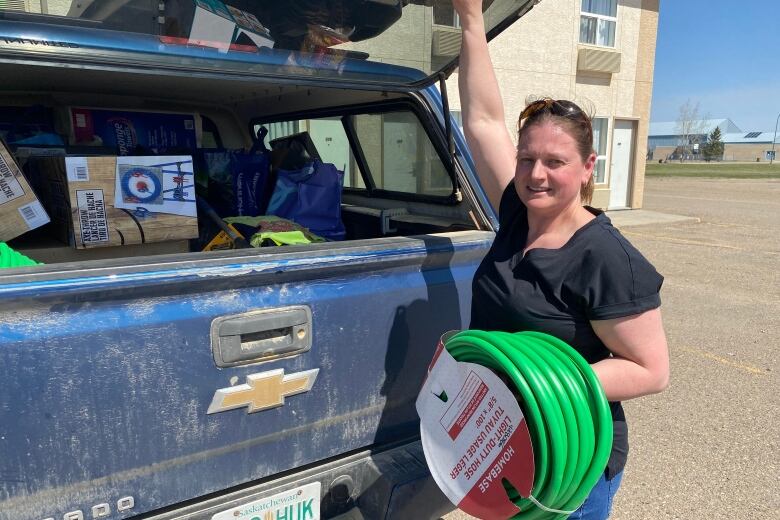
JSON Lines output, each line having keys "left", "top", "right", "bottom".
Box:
{"left": 675, "top": 99, "right": 709, "bottom": 162}
{"left": 702, "top": 127, "right": 724, "bottom": 162}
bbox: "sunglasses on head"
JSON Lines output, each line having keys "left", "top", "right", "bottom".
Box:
{"left": 519, "top": 98, "right": 588, "bottom": 123}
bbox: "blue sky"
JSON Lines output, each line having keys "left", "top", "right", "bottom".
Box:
{"left": 650, "top": 1, "right": 780, "bottom": 132}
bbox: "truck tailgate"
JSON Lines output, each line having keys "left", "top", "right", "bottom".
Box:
{"left": 0, "top": 232, "right": 492, "bottom": 519}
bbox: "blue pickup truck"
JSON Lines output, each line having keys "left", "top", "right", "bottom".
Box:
{"left": 0, "top": 1, "right": 536, "bottom": 519}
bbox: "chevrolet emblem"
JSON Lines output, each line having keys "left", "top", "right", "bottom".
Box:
{"left": 207, "top": 368, "right": 319, "bottom": 414}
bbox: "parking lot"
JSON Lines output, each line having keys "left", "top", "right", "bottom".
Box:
{"left": 444, "top": 176, "right": 780, "bottom": 519}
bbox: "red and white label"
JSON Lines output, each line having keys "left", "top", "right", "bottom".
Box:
{"left": 417, "top": 337, "right": 535, "bottom": 520}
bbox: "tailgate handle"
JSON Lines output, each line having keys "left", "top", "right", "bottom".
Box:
{"left": 211, "top": 306, "right": 312, "bottom": 368}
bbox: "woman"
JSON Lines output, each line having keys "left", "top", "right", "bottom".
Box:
{"left": 453, "top": 1, "right": 670, "bottom": 518}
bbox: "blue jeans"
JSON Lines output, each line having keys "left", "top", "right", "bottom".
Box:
{"left": 568, "top": 471, "right": 624, "bottom": 519}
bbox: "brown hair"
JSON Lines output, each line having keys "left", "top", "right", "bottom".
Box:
{"left": 517, "top": 98, "right": 595, "bottom": 204}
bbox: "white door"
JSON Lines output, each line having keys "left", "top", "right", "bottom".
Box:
{"left": 382, "top": 116, "right": 419, "bottom": 193}
{"left": 307, "top": 118, "right": 351, "bottom": 179}
{"left": 609, "top": 120, "right": 635, "bottom": 209}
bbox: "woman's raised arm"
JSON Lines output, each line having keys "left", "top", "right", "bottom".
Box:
{"left": 454, "top": 0, "right": 516, "bottom": 210}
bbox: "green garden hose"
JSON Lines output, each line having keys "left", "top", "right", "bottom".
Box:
{"left": 445, "top": 330, "right": 613, "bottom": 519}
{"left": 0, "top": 242, "right": 41, "bottom": 269}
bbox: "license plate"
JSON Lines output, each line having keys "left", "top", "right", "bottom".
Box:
{"left": 212, "top": 482, "right": 321, "bottom": 520}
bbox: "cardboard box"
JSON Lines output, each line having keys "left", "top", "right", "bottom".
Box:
{"left": 29, "top": 155, "right": 198, "bottom": 249}
{"left": 190, "top": 0, "right": 237, "bottom": 51}
{"left": 185, "top": 0, "right": 274, "bottom": 52}
{"left": 225, "top": 3, "right": 274, "bottom": 49}
{"left": 0, "top": 138, "right": 50, "bottom": 242}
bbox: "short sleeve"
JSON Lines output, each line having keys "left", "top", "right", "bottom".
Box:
{"left": 498, "top": 182, "right": 524, "bottom": 227}
{"left": 583, "top": 227, "right": 664, "bottom": 320}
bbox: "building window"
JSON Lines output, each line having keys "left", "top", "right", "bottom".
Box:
{"left": 433, "top": 1, "right": 460, "bottom": 28}
{"left": 592, "top": 117, "right": 608, "bottom": 183}
{"left": 580, "top": 0, "right": 617, "bottom": 48}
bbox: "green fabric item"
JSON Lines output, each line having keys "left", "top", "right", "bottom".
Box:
{"left": 224, "top": 215, "right": 325, "bottom": 247}
{"left": 249, "top": 230, "right": 315, "bottom": 247}
{"left": 0, "top": 242, "right": 41, "bottom": 268}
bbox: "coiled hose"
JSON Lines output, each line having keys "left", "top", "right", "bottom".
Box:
{"left": 445, "top": 330, "right": 612, "bottom": 519}
{"left": 0, "top": 242, "right": 40, "bottom": 268}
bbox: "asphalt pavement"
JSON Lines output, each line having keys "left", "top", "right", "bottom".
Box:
{"left": 442, "top": 176, "right": 780, "bottom": 519}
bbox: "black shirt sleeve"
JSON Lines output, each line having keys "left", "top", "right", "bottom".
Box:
{"left": 497, "top": 182, "right": 522, "bottom": 226}
{"left": 582, "top": 225, "right": 664, "bottom": 321}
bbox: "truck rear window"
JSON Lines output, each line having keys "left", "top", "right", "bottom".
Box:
{"left": 256, "top": 111, "right": 453, "bottom": 197}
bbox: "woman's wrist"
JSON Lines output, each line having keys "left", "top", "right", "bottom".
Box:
{"left": 459, "top": 14, "right": 484, "bottom": 32}
{"left": 460, "top": 17, "right": 487, "bottom": 44}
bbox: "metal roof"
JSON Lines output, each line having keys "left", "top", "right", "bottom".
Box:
{"left": 721, "top": 132, "right": 780, "bottom": 144}
{"left": 649, "top": 118, "right": 742, "bottom": 137}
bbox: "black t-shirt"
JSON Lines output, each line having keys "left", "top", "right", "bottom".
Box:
{"left": 470, "top": 184, "right": 664, "bottom": 477}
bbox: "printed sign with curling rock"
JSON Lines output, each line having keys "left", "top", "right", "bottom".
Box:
{"left": 113, "top": 156, "right": 197, "bottom": 218}
{"left": 120, "top": 166, "right": 164, "bottom": 205}
{"left": 416, "top": 336, "right": 535, "bottom": 520}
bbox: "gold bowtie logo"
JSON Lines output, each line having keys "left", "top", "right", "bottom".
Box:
{"left": 207, "top": 368, "right": 319, "bottom": 414}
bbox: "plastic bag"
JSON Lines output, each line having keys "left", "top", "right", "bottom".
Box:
{"left": 267, "top": 160, "right": 345, "bottom": 241}
{"left": 194, "top": 128, "right": 273, "bottom": 217}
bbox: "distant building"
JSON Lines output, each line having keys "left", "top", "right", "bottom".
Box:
{"left": 721, "top": 132, "right": 779, "bottom": 162}
{"left": 648, "top": 119, "right": 741, "bottom": 160}
{"left": 648, "top": 119, "right": 779, "bottom": 162}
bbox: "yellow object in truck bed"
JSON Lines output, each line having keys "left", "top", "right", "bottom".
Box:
{"left": 202, "top": 223, "right": 244, "bottom": 252}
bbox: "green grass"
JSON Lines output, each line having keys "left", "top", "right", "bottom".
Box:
{"left": 646, "top": 162, "right": 780, "bottom": 179}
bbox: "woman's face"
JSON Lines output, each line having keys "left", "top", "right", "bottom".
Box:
{"left": 514, "top": 120, "right": 595, "bottom": 215}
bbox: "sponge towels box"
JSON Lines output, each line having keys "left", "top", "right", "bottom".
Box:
{"left": 0, "top": 138, "right": 50, "bottom": 242}
{"left": 33, "top": 155, "right": 198, "bottom": 249}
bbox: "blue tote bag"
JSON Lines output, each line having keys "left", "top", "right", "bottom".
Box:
{"left": 266, "top": 160, "right": 345, "bottom": 241}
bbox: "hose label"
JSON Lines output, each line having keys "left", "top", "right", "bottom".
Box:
{"left": 417, "top": 337, "right": 535, "bottom": 519}
{"left": 441, "top": 372, "right": 488, "bottom": 440}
